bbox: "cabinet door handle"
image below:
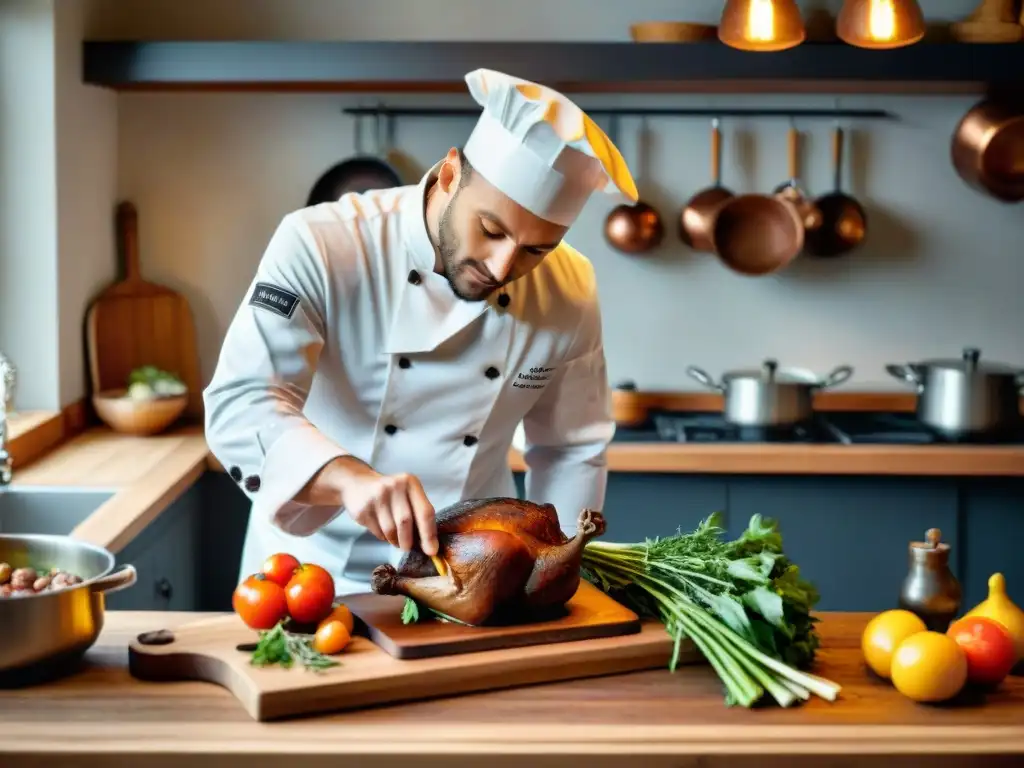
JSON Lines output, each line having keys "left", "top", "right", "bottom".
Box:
{"left": 155, "top": 578, "right": 173, "bottom": 600}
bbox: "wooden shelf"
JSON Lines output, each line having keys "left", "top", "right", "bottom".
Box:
{"left": 81, "top": 40, "right": 1024, "bottom": 94}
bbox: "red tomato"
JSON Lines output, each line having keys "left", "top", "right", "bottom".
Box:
{"left": 232, "top": 573, "right": 289, "bottom": 630}
{"left": 285, "top": 564, "right": 336, "bottom": 624}
{"left": 261, "top": 552, "right": 300, "bottom": 588}
{"left": 947, "top": 616, "right": 1017, "bottom": 686}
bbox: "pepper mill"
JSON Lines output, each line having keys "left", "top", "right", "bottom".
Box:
{"left": 898, "top": 528, "right": 962, "bottom": 632}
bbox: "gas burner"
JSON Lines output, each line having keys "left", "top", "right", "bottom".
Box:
{"left": 652, "top": 412, "right": 833, "bottom": 444}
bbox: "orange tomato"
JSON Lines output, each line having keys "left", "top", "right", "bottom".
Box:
{"left": 232, "top": 573, "right": 289, "bottom": 630}
{"left": 313, "top": 619, "right": 352, "bottom": 655}
{"left": 261, "top": 552, "right": 300, "bottom": 588}
{"left": 285, "top": 564, "right": 336, "bottom": 625}
{"left": 318, "top": 603, "right": 355, "bottom": 636}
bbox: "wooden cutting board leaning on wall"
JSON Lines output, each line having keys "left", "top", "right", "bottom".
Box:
{"left": 85, "top": 202, "right": 203, "bottom": 419}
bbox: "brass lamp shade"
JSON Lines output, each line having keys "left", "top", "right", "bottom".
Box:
{"left": 719, "top": 0, "right": 806, "bottom": 52}
{"left": 836, "top": 0, "right": 926, "bottom": 49}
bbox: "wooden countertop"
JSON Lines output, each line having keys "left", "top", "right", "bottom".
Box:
{"left": 1, "top": 611, "right": 1022, "bottom": 767}
{"left": 9, "top": 425, "right": 209, "bottom": 553}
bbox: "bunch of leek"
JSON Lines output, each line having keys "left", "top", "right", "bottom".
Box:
{"left": 581, "top": 512, "right": 841, "bottom": 708}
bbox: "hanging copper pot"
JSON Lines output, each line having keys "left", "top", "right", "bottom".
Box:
{"left": 951, "top": 97, "right": 1024, "bottom": 203}
{"left": 604, "top": 116, "right": 664, "bottom": 254}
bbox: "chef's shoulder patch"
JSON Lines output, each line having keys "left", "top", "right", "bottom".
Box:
{"left": 249, "top": 282, "right": 299, "bottom": 319}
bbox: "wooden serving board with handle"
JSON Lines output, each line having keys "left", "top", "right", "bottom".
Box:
{"left": 345, "top": 579, "right": 643, "bottom": 659}
{"left": 85, "top": 202, "right": 203, "bottom": 418}
{"left": 128, "top": 595, "right": 698, "bottom": 722}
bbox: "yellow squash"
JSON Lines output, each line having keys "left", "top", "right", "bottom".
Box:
{"left": 962, "top": 573, "right": 1024, "bottom": 663}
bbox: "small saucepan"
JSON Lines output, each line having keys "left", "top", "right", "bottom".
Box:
{"left": 951, "top": 98, "right": 1024, "bottom": 203}
{"left": 307, "top": 112, "right": 403, "bottom": 206}
{"left": 687, "top": 359, "right": 854, "bottom": 427}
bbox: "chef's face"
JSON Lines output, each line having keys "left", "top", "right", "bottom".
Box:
{"left": 435, "top": 148, "right": 568, "bottom": 302}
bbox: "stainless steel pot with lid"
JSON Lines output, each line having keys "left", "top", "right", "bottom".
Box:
{"left": 1, "top": 533, "right": 137, "bottom": 685}
{"left": 886, "top": 346, "right": 1024, "bottom": 437}
{"left": 687, "top": 358, "right": 854, "bottom": 427}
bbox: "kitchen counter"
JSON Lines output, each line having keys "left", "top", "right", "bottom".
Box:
{"left": 9, "top": 424, "right": 209, "bottom": 553}
{"left": 1, "top": 611, "right": 1022, "bottom": 767}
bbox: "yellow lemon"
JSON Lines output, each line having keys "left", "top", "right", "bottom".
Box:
{"left": 861, "top": 609, "right": 928, "bottom": 679}
{"left": 890, "top": 631, "right": 968, "bottom": 703}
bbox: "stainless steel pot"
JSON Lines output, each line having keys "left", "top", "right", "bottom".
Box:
{"left": 0, "top": 533, "right": 137, "bottom": 683}
{"left": 687, "top": 359, "right": 854, "bottom": 427}
{"left": 885, "top": 347, "right": 1024, "bottom": 438}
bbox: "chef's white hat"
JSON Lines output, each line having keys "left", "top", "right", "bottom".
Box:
{"left": 462, "top": 68, "right": 639, "bottom": 227}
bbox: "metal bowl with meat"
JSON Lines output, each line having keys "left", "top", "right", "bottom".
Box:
{"left": 0, "top": 533, "right": 137, "bottom": 684}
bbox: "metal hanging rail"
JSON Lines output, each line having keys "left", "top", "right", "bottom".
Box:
{"left": 341, "top": 106, "right": 897, "bottom": 120}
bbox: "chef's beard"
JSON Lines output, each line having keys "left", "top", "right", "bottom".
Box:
{"left": 437, "top": 192, "right": 500, "bottom": 303}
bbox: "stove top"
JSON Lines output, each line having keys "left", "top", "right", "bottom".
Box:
{"left": 612, "top": 411, "right": 1024, "bottom": 446}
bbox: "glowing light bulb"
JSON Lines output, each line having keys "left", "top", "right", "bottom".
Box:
{"left": 868, "top": 0, "right": 896, "bottom": 42}
{"left": 747, "top": 0, "right": 775, "bottom": 42}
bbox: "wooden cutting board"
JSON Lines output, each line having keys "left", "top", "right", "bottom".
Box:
{"left": 345, "top": 579, "right": 642, "bottom": 659}
{"left": 127, "top": 613, "right": 694, "bottom": 722}
{"left": 85, "top": 202, "right": 203, "bottom": 419}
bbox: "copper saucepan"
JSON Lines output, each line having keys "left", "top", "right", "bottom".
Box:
{"left": 680, "top": 118, "right": 734, "bottom": 252}
{"left": 710, "top": 131, "right": 805, "bottom": 277}
{"left": 951, "top": 97, "right": 1024, "bottom": 203}
{"left": 804, "top": 122, "right": 867, "bottom": 258}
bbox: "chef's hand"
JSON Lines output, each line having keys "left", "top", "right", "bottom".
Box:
{"left": 330, "top": 457, "right": 438, "bottom": 556}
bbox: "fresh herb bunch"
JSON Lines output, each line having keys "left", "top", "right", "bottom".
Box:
{"left": 581, "top": 512, "right": 840, "bottom": 708}
{"left": 249, "top": 622, "right": 340, "bottom": 672}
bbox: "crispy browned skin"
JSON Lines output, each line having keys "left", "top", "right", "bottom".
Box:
{"left": 370, "top": 497, "right": 606, "bottom": 626}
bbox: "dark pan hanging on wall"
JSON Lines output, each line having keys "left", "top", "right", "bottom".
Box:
{"left": 306, "top": 112, "right": 403, "bottom": 206}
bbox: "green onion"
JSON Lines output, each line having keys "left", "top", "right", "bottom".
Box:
{"left": 582, "top": 512, "right": 842, "bottom": 707}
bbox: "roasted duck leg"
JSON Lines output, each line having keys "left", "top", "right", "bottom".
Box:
{"left": 370, "top": 498, "right": 606, "bottom": 626}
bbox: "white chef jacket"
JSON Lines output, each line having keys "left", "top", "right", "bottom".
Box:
{"left": 203, "top": 161, "right": 615, "bottom": 595}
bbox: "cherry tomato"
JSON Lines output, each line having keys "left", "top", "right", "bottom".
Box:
{"left": 232, "top": 573, "right": 288, "bottom": 630}
{"left": 261, "top": 552, "right": 300, "bottom": 588}
{"left": 318, "top": 603, "right": 355, "bottom": 636}
{"left": 285, "top": 564, "right": 336, "bottom": 624}
{"left": 313, "top": 619, "right": 352, "bottom": 655}
{"left": 947, "top": 616, "right": 1017, "bottom": 686}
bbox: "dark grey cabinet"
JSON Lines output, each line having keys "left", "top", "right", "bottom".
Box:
{"left": 726, "top": 475, "right": 960, "bottom": 612}
{"left": 107, "top": 481, "right": 202, "bottom": 612}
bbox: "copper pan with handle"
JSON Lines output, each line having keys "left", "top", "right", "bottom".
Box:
{"left": 709, "top": 131, "right": 806, "bottom": 277}
{"left": 951, "top": 97, "right": 1024, "bottom": 203}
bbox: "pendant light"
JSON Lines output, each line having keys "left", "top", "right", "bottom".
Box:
{"left": 837, "top": 0, "right": 926, "bottom": 49}
{"left": 719, "top": 0, "right": 806, "bottom": 52}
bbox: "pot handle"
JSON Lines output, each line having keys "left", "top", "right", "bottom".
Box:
{"left": 886, "top": 364, "right": 923, "bottom": 392}
{"left": 686, "top": 366, "right": 724, "bottom": 392}
{"left": 815, "top": 365, "right": 854, "bottom": 390}
{"left": 89, "top": 564, "right": 137, "bottom": 595}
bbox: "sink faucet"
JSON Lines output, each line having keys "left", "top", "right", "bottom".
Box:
{"left": 0, "top": 351, "right": 14, "bottom": 486}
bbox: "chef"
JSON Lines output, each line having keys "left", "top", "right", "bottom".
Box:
{"left": 204, "top": 68, "right": 639, "bottom": 594}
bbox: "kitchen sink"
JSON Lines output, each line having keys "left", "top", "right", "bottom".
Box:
{"left": 0, "top": 486, "right": 117, "bottom": 536}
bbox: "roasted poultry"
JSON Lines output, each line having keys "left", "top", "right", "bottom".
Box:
{"left": 370, "top": 497, "right": 606, "bottom": 626}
